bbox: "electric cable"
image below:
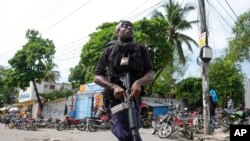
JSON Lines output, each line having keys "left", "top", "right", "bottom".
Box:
{"left": 42, "top": 0, "right": 91, "bottom": 32}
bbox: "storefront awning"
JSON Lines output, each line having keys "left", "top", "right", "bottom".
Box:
{"left": 140, "top": 100, "right": 168, "bottom": 107}
{"left": 14, "top": 100, "right": 37, "bottom": 106}
{"left": 0, "top": 107, "right": 8, "bottom": 111}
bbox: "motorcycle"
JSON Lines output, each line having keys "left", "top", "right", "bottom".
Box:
{"left": 140, "top": 115, "right": 152, "bottom": 129}
{"left": 56, "top": 116, "right": 87, "bottom": 131}
{"left": 35, "top": 117, "right": 53, "bottom": 128}
{"left": 87, "top": 112, "right": 111, "bottom": 132}
{"left": 50, "top": 118, "right": 61, "bottom": 128}
{"left": 219, "top": 109, "right": 249, "bottom": 132}
{"left": 157, "top": 111, "right": 193, "bottom": 139}
{"left": 18, "top": 118, "right": 37, "bottom": 131}
{"left": 151, "top": 114, "right": 169, "bottom": 135}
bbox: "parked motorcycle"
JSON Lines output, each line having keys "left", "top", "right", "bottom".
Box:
{"left": 17, "top": 118, "right": 37, "bottom": 131}
{"left": 151, "top": 114, "right": 169, "bottom": 135}
{"left": 35, "top": 117, "right": 53, "bottom": 128}
{"left": 50, "top": 118, "right": 61, "bottom": 128}
{"left": 140, "top": 115, "right": 152, "bottom": 129}
{"left": 157, "top": 111, "right": 193, "bottom": 139}
{"left": 56, "top": 116, "right": 87, "bottom": 131}
{"left": 219, "top": 109, "right": 250, "bottom": 132}
{"left": 87, "top": 112, "right": 111, "bottom": 132}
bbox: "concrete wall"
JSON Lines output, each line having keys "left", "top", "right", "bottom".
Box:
{"left": 42, "top": 98, "right": 70, "bottom": 120}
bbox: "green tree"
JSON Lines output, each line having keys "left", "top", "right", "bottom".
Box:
{"left": 174, "top": 77, "right": 202, "bottom": 110}
{"left": 42, "top": 86, "right": 74, "bottom": 101}
{"left": 226, "top": 10, "right": 250, "bottom": 63}
{"left": 151, "top": 0, "right": 199, "bottom": 65}
{"left": 8, "top": 29, "right": 56, "bottom": 112}
{"left": 69, "top": 19, "right": 171, "bottom": 92}
{"left": 173, "top": 57, "right": 245, "bottom": 109}
{"left": 149, "top": 0, "right": 199, "bottom": 95}
{"left": 0, "top": 66, "right": 19, "bottom": 107}
{"left": 153, "top": 55, "right": 187, "bottom": 97}
{"left": 68, "top": 22, "right": 116, "bottom": 88}
{"left": 209, "top": 58, "right": 245, "bottom": 107}
{"left": 43, "top": 60, "right": 60, "bottom": 82}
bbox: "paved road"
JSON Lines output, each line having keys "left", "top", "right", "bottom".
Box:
{"left": 0, "top": 124, "right": 189, "bottom": 141}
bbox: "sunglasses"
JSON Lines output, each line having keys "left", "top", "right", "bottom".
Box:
{"left": 121, "top": 23, "right": 134, "bottom": 29}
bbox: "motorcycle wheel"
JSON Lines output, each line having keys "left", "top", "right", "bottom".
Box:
{"left": 88, "top": 121, "right": 98, "bottom": 132}
{"left": 182, "top": 125, "right": 193, "bottom": 139}
{"left": 32, "top": 124, "right": 37, "bottom": 131}
{"left": 151, "top": 128, "right": 157, "bottom": 135}
{"left": 219, "top": 117, "right": 230, "bottom": 132}
{"left": 77, "top": 121, "right": 87, "bottom": 131}
{"left": 16, "top": 123, "right": 23, "bottom": 130}
{"left": 47, "top": 123, "right": 54, "bottom": 128}
{"left": 57, "top": 123, "right": 65, "bottom": 131}
{"left": 158, "top": 124, "right": 172, "bottom": 138}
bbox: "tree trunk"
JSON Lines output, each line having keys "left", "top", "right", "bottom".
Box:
{"left": 31, "top": 79, "right": 43, "bottom": 113}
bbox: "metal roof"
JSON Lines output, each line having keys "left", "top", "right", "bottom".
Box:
{"left": 142, "top": 100, "right": 167, "bottom": 107}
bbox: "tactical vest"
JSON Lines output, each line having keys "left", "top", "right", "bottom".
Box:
{"left": 106, "top": 42, "right": 145, "bottom": 84}
{"left": 103, "top": 41, "right": 146, "bottom": 107}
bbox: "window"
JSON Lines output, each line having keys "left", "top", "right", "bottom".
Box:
{"left": 49, "top": 85, "right": 55, "bottom": 90}
{"left": 44, "top": 84, "right": 48, "bottom": 89}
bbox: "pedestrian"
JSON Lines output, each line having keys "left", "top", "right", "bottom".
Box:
{"left": 227, "top": 96, "right": 234, "bottom": 110}
{"left": 95, "top": 105, "right": 106, "bottom": 118}
{"left": 94, "top": 20, "right": 154, "bottom": 141}
{"left": 209, "top": 89, "right": 218, "bottom": 133}
{"left": 5, "top": 112, "right": 11, "bottom": 128}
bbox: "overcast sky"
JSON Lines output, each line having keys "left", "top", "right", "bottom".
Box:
{"left": 0, "top": 0, "right": 249, "bottom": 83}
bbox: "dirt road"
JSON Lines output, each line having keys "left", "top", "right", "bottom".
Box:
{"left": 0, "top": 123, "right": 189, "bottom": 141}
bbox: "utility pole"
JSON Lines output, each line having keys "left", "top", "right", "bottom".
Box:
{"left": 198, "top": 0, "right": 213, "bottom": 135}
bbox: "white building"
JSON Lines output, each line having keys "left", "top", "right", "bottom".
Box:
{"left": 18, "top": 81, "right": 72, "bottom": 103}
{"left": 16, "top": 81, "right": 72, "bottom": 118}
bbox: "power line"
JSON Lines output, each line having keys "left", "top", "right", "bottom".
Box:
{"left": 205, "top": 2, "right": 218, "bottom": 58}
{"left": 206, "top": 0, "right": 232, "bottom": 29}
{"left": 224, "top": 0, "right": 239, "bottom": 20}
{"left": 126, "top": 0, "right": 163, "bottom": 21}
{"left": 216, "top": 0, "right": 236, "bottom": 22}
{"left": 0, "top": 0, "right": 91, "bottom": 60}
{"left": 206, "top": 0, "right": 231, "bottom": 36}
{"left": 42, "top": 0, "right": 91, "bottom": 32}
{"left": 122, "top": 0, "right": 150, "bottom": 20}
{"left": 55, "top": 44, "right": 83, "bottom": 59}
{"left": 56, "top": 36, "right": 89, "bottom": 50}
{"left": 0, "top": 0, "right": 63, "bottom": 57}
{"left": 55, "top": 56, "right": 80, "bottom": 61}
{"left": 224, "top": 0, "right": 250, "bottom": 36}
{"left": 30, "top": 0, "right": 66, "bottom": 26}
{"left": 0, "top": 0, "right": 48, "bottom": 38}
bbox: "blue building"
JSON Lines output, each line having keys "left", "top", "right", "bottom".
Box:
{"left": 141, "top": 100, "right": 168, "bottom": 116}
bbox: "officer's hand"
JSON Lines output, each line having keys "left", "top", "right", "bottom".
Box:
{"left": 112, "top": 84, "right": 125, "bottom": 100}
{"left": 130, "top": 81, "right": 141, "bottom": 100}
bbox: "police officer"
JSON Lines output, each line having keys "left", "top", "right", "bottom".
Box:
{"left": 94, "top": 20, "right": 154, "bottom": 141}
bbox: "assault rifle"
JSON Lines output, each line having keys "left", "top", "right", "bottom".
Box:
{"left": 110, "top": 72, "right": 138, "bottom": 141}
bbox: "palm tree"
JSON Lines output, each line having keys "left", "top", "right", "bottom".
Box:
{"left": 151, "top": 0, "right": 199, "bottom": 65}
{"left": 149, "top": 0, "right": 199, "bottom": 95}
{"left": 43, "top": 61, "right": 60, "bottom": 82}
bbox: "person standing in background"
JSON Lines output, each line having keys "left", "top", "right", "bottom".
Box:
{"left": 209, "top": 89, "right": 218, "bottom": 133}
{"left": 227, "top": 96, "right": 234, "bottom": 110}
